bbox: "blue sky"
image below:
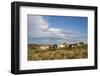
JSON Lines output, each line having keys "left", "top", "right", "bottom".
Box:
{"left": 28, "top": 15, "right": 88, "bottom": 44}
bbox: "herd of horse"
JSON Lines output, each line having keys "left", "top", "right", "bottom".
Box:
{"left": 39, "top": 42, "right": 84, "bottom": 50}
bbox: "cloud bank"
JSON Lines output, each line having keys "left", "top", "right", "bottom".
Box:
{"left": 28, "top": 15, "right": 87, "bottom": 44}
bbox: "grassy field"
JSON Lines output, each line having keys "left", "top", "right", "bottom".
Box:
{"left": 28, "top": 44, "right": 88, "bottom": 61}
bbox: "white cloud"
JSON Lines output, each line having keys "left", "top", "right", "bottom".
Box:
{"left": 48, "top": 28, "right": 62, "bottom": 32}
{"left": 28, "top": 15, "right": 49, "bottom": 38}
{"left": 28, "top": 15, "right": 66, "bottom": 38}
{"left": 28, "top": 15, "right": 49, "bottom": 30}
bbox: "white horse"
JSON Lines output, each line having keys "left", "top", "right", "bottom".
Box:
{"left": 58, "top": 44, "right": 65, "bottom": 48}
{"left": 40, "top": 46, "right": 49, "bottom": 50}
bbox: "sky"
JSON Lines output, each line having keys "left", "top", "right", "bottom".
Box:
{"left": 28, "top": 15, "right": 88, "bottom": 44}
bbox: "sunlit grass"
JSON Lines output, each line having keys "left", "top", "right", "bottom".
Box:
{"left": 28, "top": 44, "right": 88, "bottom": 61}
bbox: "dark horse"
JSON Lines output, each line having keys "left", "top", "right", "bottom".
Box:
{"left": 49, "top": 44, "right": 58, "bottom": 50}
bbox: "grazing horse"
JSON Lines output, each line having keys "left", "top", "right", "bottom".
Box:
{"left": 68, "top": 44, "right": 77, "bottom": 49}
{"left": 58, "top": 44, "right": 65, "bottom": 49}
{"left": 49, "top": 44, "right": 58, "bottom": 50}
{"left": 40, "top": 46, "right": 49, "bottom": 50}
{"left": 58, "top": 43, "right": 66, "bottom": 49}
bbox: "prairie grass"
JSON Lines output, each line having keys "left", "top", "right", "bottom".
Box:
{"left": 28, "top": 44, "right": 88, "bottom": 61}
